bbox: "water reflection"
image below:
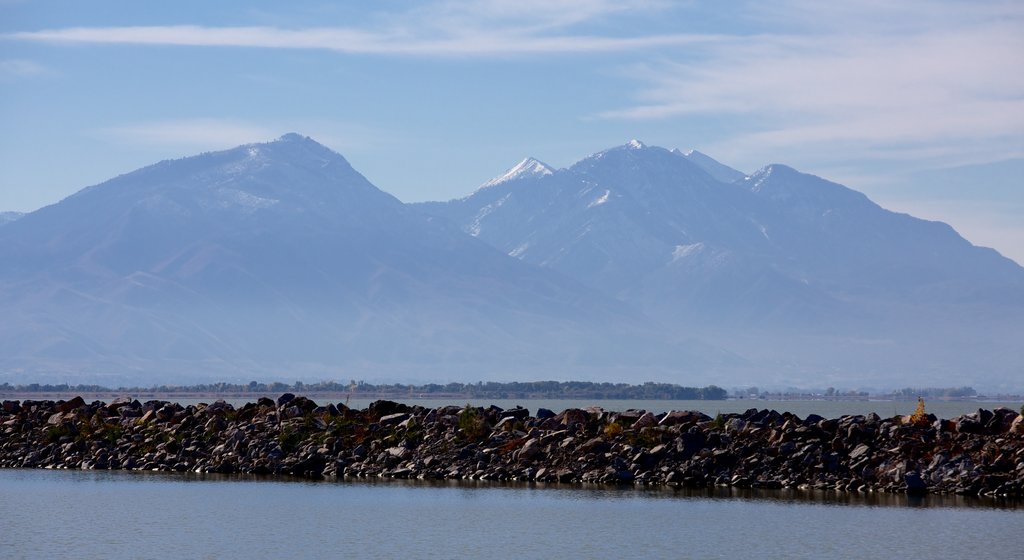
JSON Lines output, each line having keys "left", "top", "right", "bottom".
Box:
{"left": 4, "top": 468, "right": 1021, "bottom": 560}
{"left": 29, "top": 468, "right": 1017, "bottom": 510}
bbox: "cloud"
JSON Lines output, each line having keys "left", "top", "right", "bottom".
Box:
{"left": 2, "top": 1, "right": 714, "bottom": 57}
{"left": 96, "top": 119, "right": 280, "bottom": 151}
{"left": 4, "top": 25, "right": 719, "bottom": 56}
{"left": 7, "top": 2, "right": 1022, "bottom": 173}
{"left": 0, "top": 59, "right": 52, "bottom": 78}
{"left": 94, "top": 118, "right": 394, "bottom": 156}
{"left": 406, "top": 0, "right": 670, "bottom": 34}
{"left": 599, "top": 2, "right": 1024, "bottom": 169}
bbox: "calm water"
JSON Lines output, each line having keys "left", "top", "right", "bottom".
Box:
{"left": 1, "top": 469, "right": 1020, "bottom": 559}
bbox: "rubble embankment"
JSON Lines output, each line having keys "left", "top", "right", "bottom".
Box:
{"left": 2, "top": 395, "right": 1022, "bottom": 497}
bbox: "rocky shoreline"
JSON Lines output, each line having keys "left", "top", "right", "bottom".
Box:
{"left": 2, "top": 395, "right": 1022, "bottom": 498}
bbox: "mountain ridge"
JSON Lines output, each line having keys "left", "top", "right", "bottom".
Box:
{"left": 0, "top": 134, "right": 721, "bottom": 385}
{"left": 2, "top": 135, "right": 1021, "bottom": 389}
{"left": 416, "top": 139, "right": 1024, "bottom": 389}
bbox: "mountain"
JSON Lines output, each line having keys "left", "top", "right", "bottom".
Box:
{"left": 0, "top": 134, "right": 718, "bottom": 385}
{"left": 418, "top": 141, "right": 1024, "bottom": 389}
{"left": 0, "top": 211, "right": 24, "bottom": 226}
{"left": 419, "top": 141, "right": 838, "bottom": 324}
{"left": 673, "top": 148, "right": 746, "bottom": 183}
{"left": 5, "top": 136, "right": 1021, "bottom": 389}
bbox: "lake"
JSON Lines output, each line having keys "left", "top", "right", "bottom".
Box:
{"left": 1, "top": 469, "right": 1020, "bottom": 559}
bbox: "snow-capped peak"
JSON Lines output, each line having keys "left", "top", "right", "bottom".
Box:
{"left": 627, "top": 139, "right": 646, "bottom": 150}
{"left": 481, "top": 157, "right": 554, "bottom": 187}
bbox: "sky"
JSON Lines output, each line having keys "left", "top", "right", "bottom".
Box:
{"left": 2, "top": 0, "right": 1022, "bottom": 263}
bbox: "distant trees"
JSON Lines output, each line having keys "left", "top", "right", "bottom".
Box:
{"left": 893, "top": 386, "right": 977, "bottom": 399}
{"left": 0, "top": 379, "right": 728, "bottom": 400}
{"left": 4, "top": 381, "right": 994, "bottom": 403}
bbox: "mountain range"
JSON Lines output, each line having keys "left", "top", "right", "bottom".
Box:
{"left": 2, "top": 134, "right": 1021, "bottom": 389}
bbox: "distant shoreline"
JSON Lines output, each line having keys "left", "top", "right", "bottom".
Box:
{"left": 1, "top": 392, "right": 1020, "bottom": 403}
{"left": 0, "top": 381, "right": 730, "bottom": 401}
{"left": 2, "top": 379, "right": 1018, "bottom": 403}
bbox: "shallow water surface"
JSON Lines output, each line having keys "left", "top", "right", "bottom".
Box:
{"left": 1, "top": 469, "right": 1020, "bottom": 559}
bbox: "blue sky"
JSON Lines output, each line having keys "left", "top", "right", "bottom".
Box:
{"left": 2, "top": 0, "right": 1022, "bottom": 263}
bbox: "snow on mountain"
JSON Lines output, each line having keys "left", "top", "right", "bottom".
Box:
{"left": 417, "top": 140, "right": 1024, "bottom": 388}
{"left": 0, "top": 211, "right": 24, "bottom": 226}
{"left": 480, "top": 157, "right": 554, "bottom": 188}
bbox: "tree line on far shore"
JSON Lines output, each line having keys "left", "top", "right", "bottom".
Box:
{"left": 0, "top": 380, "right": 729, "bottom": 400}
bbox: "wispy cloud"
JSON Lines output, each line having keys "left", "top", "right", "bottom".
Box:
{"left": 403, "top": 0, "right": 671, "bottom": 34}
{"left": 6, "top": 1, "right": 1022, "bottom": 173}
{"left": 0, "top": 59, "right": 52, "bottom": 78}
{"left": 96, "top": 119, "right": 280, "bottom": 151}
{"left": 600, "top": 2, "right": 1024, "bottom": 169}
{"left": 94, "top": 118, "right": 395, "bottom": 156}
{"left": 3, "top": 1, "right": 714, "bottom": 56}
{"left": 4, "top": 25, "right": 719, "bottom": 55}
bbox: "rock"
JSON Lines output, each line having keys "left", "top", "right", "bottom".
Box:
{"left": 0, "top": 395, "right": 1020, "bottom": 497}
{"left": 504, "top": 407, "right": 530, "bottom": 420}
{"left": 558, "top": 409, "right": 589, "bottom": 428}
{"left": 519, "top": 438, "right": 542, "bottom": 461}
{"left": 659, "top": 410, "right": 709, "bottom": 426}
{"left": 905, "top": 471, "right": 928, "bottom": 495}
{"left": 580, "top": 437, "right": 611, "bottom": 454}
{"left": 379, "top": 413, "right": 410, "bottom": 426}
{"left": 631, "top": 412, "right": 657, "bottom": 429}
{"left": 386, "top": 446, "right": 411, "bottom": 460}
{"left": 1010, "top": 415, "right": 1024, "bottom": 434}
{"left": 398, "top": 417, "right": 417, "bottom": 430}
{"left": 955, "top": 414, "right": 985, "bottom": 435}
{"left": 991, "top": 408, "right": 1019, "bottom": 433}
{"left": 155, "top": 405, "right": 176, "bottom": 422}
{"left": 725, "top": 418, "right": 746, "bottom": 433}
{"left": 276, "top": 393, "right": 296, "bottom": 407}
{"left": 56, "top": 396, "right": 86, "bottom": 414}
{"left": 848, "top": 444, "right": 871, "bottom": 460}
{"left": 804, "top": 414, "right": 825, "bottom": 425}
{"left": 106, "top": 396, "right": 134, "bottom": 411}
{"left": 368, "top": 400, "right": 410, "bottom": 418}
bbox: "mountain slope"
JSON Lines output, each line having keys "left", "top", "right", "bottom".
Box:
{"left": 420, "top": 142, "right": 847, "bottom": 324}
{"left": 0, "top": 211, "right": 23, "bottom": 226}
{"left": 0, "top": 134, "right": 717, "bottom": 384}
{"left": 417, "top": 142, "right": 1024, "bottom": 388}
{"left": 674, "top": 148, "right": 746, "bottom": 183}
